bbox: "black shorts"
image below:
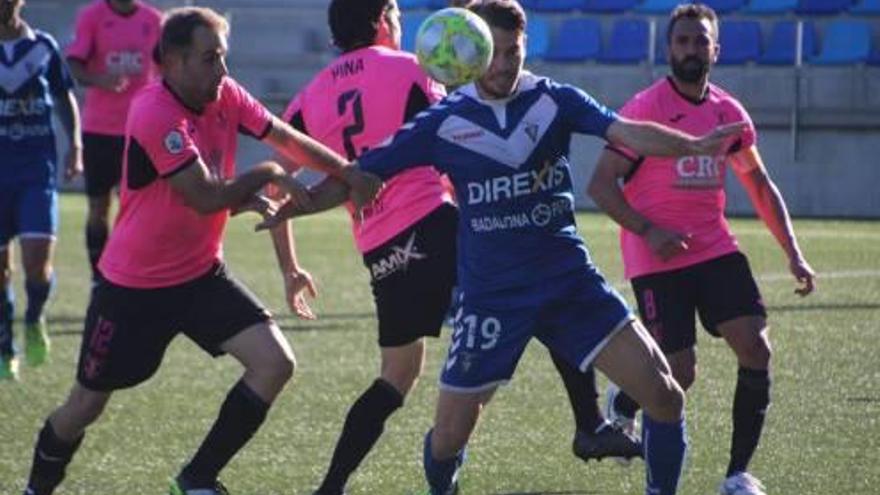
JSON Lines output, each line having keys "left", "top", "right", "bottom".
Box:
{"left": 363, "top": 204, "right": 457, "bottom": 348}
{"left": 83, "top": 132, "right": 126, "bottom": 197}
{"left": 76, "top": 263, "right": 272, "bottom": 391}
{"left": 631, "top": 252, "right": 766, "bottom": 354}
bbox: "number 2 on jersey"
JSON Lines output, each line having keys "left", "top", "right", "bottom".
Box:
{"left": 337, "top": 89, "right": 366, "bottom": 160}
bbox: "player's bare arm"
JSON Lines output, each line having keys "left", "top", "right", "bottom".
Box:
{"left": 607, "top": 118, "right": 746, "bottom": 157}
{"left": 66, "top": 58, "right": 129, "bottom": 93}
{"left": 256, "top": 177, "right": 350, "bottom": 232}
{"left": 54, "top": 89, "right": 83, "bottom": 182}
{"left": 731, "top": 146, "right": 816, "bottom": 296}
{"left": 588, "top": 149, "right": 690, "bottom": 261}
{"left": 168, "top": 159, "right": 311, "bottom": 215}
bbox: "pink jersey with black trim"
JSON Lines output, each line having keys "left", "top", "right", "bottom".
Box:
{"left": 66, "top": 0, "right": 161, "bottom": 136}
{"left": 99, "top": 78, "right": 273, "bottom": 288}
{"left": 283, "top": 45, "right": 452, "bottom": 253}
{"left": 613, "top": 77, "right": 757, "bottom": 279}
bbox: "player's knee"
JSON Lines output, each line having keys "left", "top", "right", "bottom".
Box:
{"left": 431, "top": 421, "right": 470, "bottom": 459}
{"left": 736, "top": 332, "right": 772, "bottom": 369}
{"left": 381, "top": 359, "right": 423, "bottom": 396}
{"left": 643, "top": 376, "right": 685, "bottom": 422}
{"left": 62, "top": 389, "right": 109, "bottom": 428}
{"left": 23, "top": 262, "right": 52, "bottom": 284}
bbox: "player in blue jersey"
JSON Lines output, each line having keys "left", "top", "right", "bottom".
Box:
{"left": 261, "top": 1, "right": 745, "bottom": 493}
{"left": 0, "top": 0, "right": 82, "bottom": 380}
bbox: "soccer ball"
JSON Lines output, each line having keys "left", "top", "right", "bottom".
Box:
{"left": 415, "top": 8, "right": 493, "bottom": 87}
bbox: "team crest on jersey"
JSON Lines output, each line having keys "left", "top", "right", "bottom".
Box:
{"left": 523, "top": 122, "right": 539, "bottom": 143}
{"left": 164, "top": 130, "right": 184, "bottom": 154}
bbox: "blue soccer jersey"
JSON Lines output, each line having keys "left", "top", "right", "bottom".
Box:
{"left": 0, "top": 27, "right": 73, "bottom": 187}
{"left": 358, "top": 73, "right": 618, "bottom": 296}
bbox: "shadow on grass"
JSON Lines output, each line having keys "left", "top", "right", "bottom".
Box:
{"left": 492, "top": 491, "right": 600, "bottom": 495}
{"left": 767, "top": 302, "right": 880, "bottom": 312}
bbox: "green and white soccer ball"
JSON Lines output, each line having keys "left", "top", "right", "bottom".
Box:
{"left": 415, "top": 8, "right": 493, "bottom": 87}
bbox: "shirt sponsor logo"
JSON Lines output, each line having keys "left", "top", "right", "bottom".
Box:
{"left": 674, "top": 154, "right": 725, "bottom": 188}
{"left": 105, "top": 51, "right": 144, "bottom": 75}
{"left": 370, "top": 232, "right": 426, "bottom": 281}
{"left": 466, "top": 156, "right": 567, "bottom": 206}
{"left": 164, "top": 130, "right": 184, "bottom": 154}
{"left": 470, "top": 197, "right": 571, "bottom": 233}
{"left": 0, "top": 123, "right": 52, "bottom": 140}
{"left": 0, "top": 97, "right": 47, "bottom": 117}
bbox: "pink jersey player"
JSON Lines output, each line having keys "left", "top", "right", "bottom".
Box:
{"left": 66, "top": 0, "right": 162, "bottom": 136}
{"left": 99, "top": 78, "right": 273, "bottom": 288}
{"left": 283, "top": 45, "right": 452, "bottom": 253}
{"left": 610, "top": 77, "right": 757, "bottom": 279}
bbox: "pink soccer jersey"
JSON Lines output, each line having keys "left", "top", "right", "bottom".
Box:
{"left": 283, "top": 45, "right": 452, "bottom": 254}
{"left": 99, "top": 78, "right": 273, "bottom": 288}
{"left": 611, "top": 77, "right": 757, "bottom": 279}
{"left": 66, "top": 0, "right": 162, "bottom": 136}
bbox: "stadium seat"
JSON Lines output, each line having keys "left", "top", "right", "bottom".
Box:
{"left": 717, "top": 21, "right": 761, "bottom": 64}
{"left": 742, "top": 0, "right": 797, "bottom": 14}
{"left": 758, "top": 20, "right": 817, "bottom": 65}
{"left": 526, "top": 16, "right": 551, "bottom": 60}
{"left": 399, "top": 0, "right": 432, "bottom": 9}
{"left": 702, "top": 0, "right": 748, "bottom": 13}
{"left": 869, "top": 48, "right": 880, "bottom": 66}
{"left": 428, "top": 0, "right": 450, "bottom": 8}
{"left": 599, "top": 19, "right": 649, "bottom": 64}
{"left": 796, "top": 0, "right": 854, "bottom": 15}
{"left": 634, "top": 0, "right": 680, "bottom": 13}
{"left": 530, "top": 0, "right": 585, "bottom": 12}
{"left": 401, "top": 12, "right": 429, "bottom": 53}
{"left": 810, "top": 20, "right": 872, "bottom": 65}
{"left": 545, "top": 18, "right": 600, "bottom": 62}
{"left": 850, "top": 0, "right": 880, "bottom": 14}
{"left": 582, "top": 0, "right": 639, "bottom": 12}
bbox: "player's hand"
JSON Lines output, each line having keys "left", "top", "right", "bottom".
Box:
{"left": 645, "top": 225, "right": 691, "bottom": 261}
{"left": 790, "top": 255, "right": 816, "bottom": 297}
{"left": 63, "top": 145, "right": 83, "bottom": 182}
{"left": 692, "top": 121, "right": 748, "bottom": 156}
{"left": 271, "top": 172, "right": 314, "bottom": 213}
{"left": 254, "top": 200, "right": 308, "bottom": 231}
{"left": 232, "top": 194, "right": 277, "bottom": 218}
{"left": 343, "top": 167, "right": 383, "bottom": 214}
{"left": 283, "top": 268, "right": 318, "bottom": 320}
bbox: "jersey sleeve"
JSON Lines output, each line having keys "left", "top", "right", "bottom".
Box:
{"left": 44, "top": 36, "right": 74, "bottom": 96}
{"left": 65, "top": 7, "right": 95, "bottom": 62}
{"left": 227, "top": 79, "right": 273, "bottom": 140}
{"left": 357, "top": 110, "right": 440, "bottom": 179}
{"left": 282, "top": 93, "right": 306, "bottom": 133}
{"left": 133, "top": 110, "right": 200, "bottom": 178}
{"left": 555, "top": 84, "right": 618, "bottom": 138}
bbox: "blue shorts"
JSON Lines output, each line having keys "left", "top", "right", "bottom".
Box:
{"left": 440, "top": 266, "right": 635, "bottom": 393}
{"left": 0, "top": 184, "right": 58, "bottom": 249}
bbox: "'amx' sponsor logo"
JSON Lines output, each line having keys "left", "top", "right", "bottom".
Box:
{"left": 370, "top": 232, "right": 427, "bottom": 281}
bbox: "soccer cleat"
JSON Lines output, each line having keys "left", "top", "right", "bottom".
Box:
{"left": 1, "top": 354, "right": 20, "bottom": 380}
{"left": 605, "top": 383, "right": 639, "bottom": 436}
{"left": 718, "top": 472, "right": 767, "bottom": 495}
{"left": 24, "top": 319, "right": 50, "bottom": 367}
{"left": 572, "top": 422, "right": 643, "bottom": 463}
{"left": 170, "top": 477, "right": 230, "bottom": 495}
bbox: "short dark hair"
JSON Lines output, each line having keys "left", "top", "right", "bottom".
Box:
{"left": 467, "top": 0, "right": 526, "bottom": 33}
{"left": 157, "top": 7, "right": 229, "bottom": 62}
{"left": 328, "top": 0, "right": 390, "bottom": 52}
{"left": 667, "top": 3, "right": 718, "bottom": 43}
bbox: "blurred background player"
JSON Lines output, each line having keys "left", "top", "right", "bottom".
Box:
{"left": 0, "top": 0, "right": 82, "bottom": 380}
{"left": 65, "top": 0, "right": 162, "bottom": 282}
{"left": 266, "top": 1, "right": 638, "bottom": 493}
{"left": 20, "top": 7, "right": 379, "bottom": 495}
{"left": 588, "top": 4, "right": 815, "bottom": 495}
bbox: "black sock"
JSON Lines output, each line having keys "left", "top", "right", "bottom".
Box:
{"left": 85, "top": 223, "right": 108, "bottom": 282}
{"left": 727, "top": 367, "right": 770, "bottom": 476}
{"left": 181, "top": 380, "right": 269, "bottom": 486}
{"left": 317, "top": 379, "right": 404, "bottom": 494}
{"left": 613, "top": 388, "right": 642, "bottom": 419}
{"left": 549, "top": 350, "right": 604, "bottom": 433}
{"left": 25, "top": 420, "right": 84, "bottom": 495}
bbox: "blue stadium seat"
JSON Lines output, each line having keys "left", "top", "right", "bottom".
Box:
{"left": 742, "top": 0, "right": 797, "bottom": 14}
{"left": 399, "top": 0, "right": 432, "bottom": 9}
{"left": 526, "top": 16, "right": 551, "bottom": 60}
{"left": 428, "top": 0, "right": 449, "bottom": 8}
{"left": 758, "top": 21, "right": 817, "bottom": 65}
{"left": 869, "top": 48, "right": 880, "bottom": 66}
{"left": 531, "top": 0, "right": 585, "bottom": 12}
{"left": 850, "top": 0, "right": 880, "bottom": 14}
{"left": 599, "top": 19, "right": 649, "bottom": 64}
{"left": 810, "top": 20, "right": 872, "bottom": 65}
{"left": 635, "top": 0, "right": 680, "bottom": 13}
{"left": 401, "top": 12, "right": 429, "bottom": 53}
{"left": 796, "top": 0, "right": 854, "bottom": 15}
{"left": 583, "top": 0, "right": 639, "bottom": 12}
{"left": 717, "top": 21, "right": 761, "bottom": 64}
{"left": 545, "top": 18, "right": 600, "bottom": 62}
{"left": 702, "top": 0, "right": 748, "bottom": 14}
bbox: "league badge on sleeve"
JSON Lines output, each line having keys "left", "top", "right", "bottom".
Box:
{"left": 164, "top": 130, "right": 184, "bottom": 154}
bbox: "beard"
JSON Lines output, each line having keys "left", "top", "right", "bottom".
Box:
{"left": 671, "top": 55, "right": 710, "bottom": 83}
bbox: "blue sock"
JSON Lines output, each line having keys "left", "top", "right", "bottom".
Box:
{"left": 423, "top": 429, "right": 466, "bottom": 495}
{"left": 643, "top": 414, "right": 687, "bottom": 495}
{"left": 25, "top": 276, "right": 53, "bottom": 324}
{"left": 0, "top": 282, "right": 14, "bottom": 356}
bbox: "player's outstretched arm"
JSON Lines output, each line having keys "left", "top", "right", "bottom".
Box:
{"left": 731, "top": 146, "right": 816, "bottom": 296}
{"left": 255, "top": 177, "right": 351, "bottom": 232}
{"left": 607, "top": 118, "right": 746, "bottom": 157}
{"left": 168, "top": 159, "right": 310, "bottom": 215}
{"left": 267, "top": 213, "right": 318, "bottom": 320}
{"left": 55, "top": 90, "right": 83, "bottom": 182}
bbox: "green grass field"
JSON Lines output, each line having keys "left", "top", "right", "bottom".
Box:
{"left": 1, "top": 194, "right": 879, "bottom": 495}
